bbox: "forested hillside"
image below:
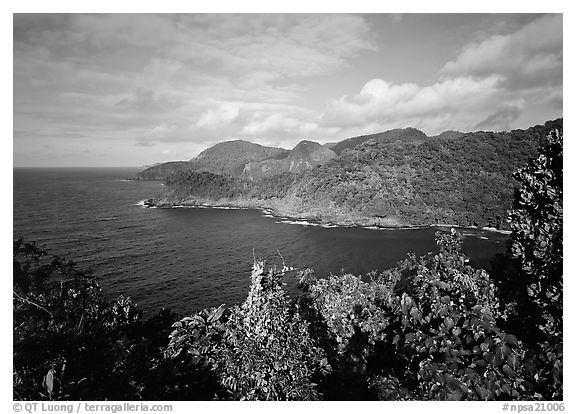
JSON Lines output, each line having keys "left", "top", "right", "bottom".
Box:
{"left": 428, "top": 130, "right": 465, "bottom": 140}
{"left": 148, "top": 119, "right": 562, "bottom": 229}
{"left": 242, "top": 140, "right": 337, "bottom": 180}
{"left": 14, "top": 128, "right": 563, "bottom": 400}
{"left": 293, "top": 122, "right": 557, "bottom": 228}
{"left": 136, "top": 140, "right": 288, "bottom": 181}
{"left": 330, "top": 127, "right": 428, "bottom": 155}
{"left": 135, "top": 161, "right": 192, "bottom": 181}
{"left": 193, "top": 140, "right": 288, "bottom": 176}
{"left": 136, "top": 127, "right": 429, "bottom": 181}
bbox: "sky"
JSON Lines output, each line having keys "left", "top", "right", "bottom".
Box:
{"left": 13, "top": 13, "right": 563, "bottom": 167}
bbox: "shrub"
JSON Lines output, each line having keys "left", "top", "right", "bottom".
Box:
{"left": 166, "top": 262, "right": 329, "bottom": 400}
{"left": 300, "top": 229, "right": 556, "bottom": 400}
{"left": 380, "top": 231, "right": 533, "bottom": 400}
{"left": 500, "top": 129, "right": 563, "bottom": 399}
{"left": 14, "top": 127, "right": 562, "bottom": 400}
{"left": 507, "top": 129, "right": 563, "bottom": 337}
{"left": 13, "top": 240, "right": 180, "bottom": 400}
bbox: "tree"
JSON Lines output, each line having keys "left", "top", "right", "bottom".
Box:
{"left": 165, "top": 262, "right": 329, "bottom": 400}
{"left": 495, "top": 128, "right": 563, "bottom": 399}
{"left": 507, "top": 129, "right": 563, "bottom": 337}
{"left": 13, "top": 239, "right": 182, "bottom": 401}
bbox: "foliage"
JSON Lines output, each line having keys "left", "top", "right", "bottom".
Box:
{"left": 135, "top": 161, "right": 194, "bottom": 181}
{"left": 164, "top": 170, "right": 248, "bottom": 201}
{"left": 299, "top": 228, "right": 561, "bottom": 400}
{"left": 149, "top": 119, "right": 562, "bottom": 229}
{"left": 375, "top": 231, "right": 535, "bottom": 400}
{"left": 297, "top": 271, "right": 395, "bottom": 400}
{"left": 14, "top": 123, "right": 563, "bottom": 401}
{"left": 217, "top": 263, "right": 328, "bottom": 400}
{"left": 15, "top": 223, "right": 563, "bottom": 400}
{"left": 137, "top": 140, "right": 287, "bottom": 181}
{"left": 310, "top": 274, "right": 391, "bottom": 354}
{"left": 13, "top": 240, "right": 186, "bottom": 401}
{"left": 242, "top": 140, "right": 337, "bottom": 180}
{"left": 191, "top": 140, "right": 288, "bottom": 176}
{"left": 296, "top": 120, "right": 561, "bottom": 228}
{"left": 166, "top": 262, "right": 329, "bottom": 400}
{"left": 491, "top": 128, "right": 563, "bottom": 399}
{"left": 303, "top": 126, "right": 562, "bottom": 401}
{"left": 507, "top": 129, "right": 563, "bottom": 336}
{"left": 330, "top": 127, "right": 427, "bottom": 155}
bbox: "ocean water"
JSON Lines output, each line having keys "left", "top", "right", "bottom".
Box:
{"left": 13, "top": 168, "right": 509, "bottom": 316}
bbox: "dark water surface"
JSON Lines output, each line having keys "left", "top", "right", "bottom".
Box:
{"left": 13, "top": 168, "right": 508, "bottom": 315}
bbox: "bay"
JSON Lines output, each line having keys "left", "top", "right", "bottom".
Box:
{"left": 13, "top": 168, "right": 508, "bottom": 315}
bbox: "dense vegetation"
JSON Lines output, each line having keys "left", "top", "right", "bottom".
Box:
{"left": 146, "top": 119, "right": 562, "bottom": 229}
{"left": 135, "top": 161, "right": 194, "bottom": 181}
{"left": 14, "top": 127, "right": 562, "bottom": 401}
{"left": 13, "top": 239, "right": 185, "bottom": 400}
{"left": 330, "top": 127, "right": 427, "bottom": 155}
{"left": 243, "top": 140, "right": 337, "bottom": 180}
{"left": 136, "top": 140, "right": 287, "bottom": 181}
{"left": 294, "top": 123, "right": 556, "bottom": 228}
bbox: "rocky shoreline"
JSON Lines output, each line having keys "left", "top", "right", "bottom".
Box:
{"left": 140, "top": 197, "right": 511, "bottom": 234}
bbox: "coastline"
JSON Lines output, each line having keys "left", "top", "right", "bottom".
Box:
{"left": 138, "top": 197, "right": 512, "bottom": 234}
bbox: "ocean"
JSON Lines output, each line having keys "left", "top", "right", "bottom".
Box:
{"left": 13, "top": 168, "right": 509, "bottom": 316}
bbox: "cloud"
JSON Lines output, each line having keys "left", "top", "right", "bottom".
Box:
{"left": 319, "top": 76, "right": 507, "bottom": 133}
{"left": 134, "top": 141, "right": 155, "bottom": 147}
{"left": 474, "top": 103, "right": 525, "bottom": 131}
{"left": 14, "top": 14, "right": 378, "bottom": 153}
{"left": 441, "top": 14, "right": 562, "bottom": 89}
{"left": 241, "top": 113, "right": 318, "bottom": 137}
{"left": 318, "top": 14, "right": 562, "bottom": 136}
{"left": 114, "top": 88, "right": 183, "bottom": 117}
{"left": 170, "top": 14, "right": 377, "bottom": 80}
{"left": 13, "top": 14, "right": 562, "bottom": 166}
{"left": 15, "top": 14, "right": 375, "bottom": 87}
{"left": 196, "top": 104, "right": 240, "bottom": 127}
{"left": 139, "top": 124, "right": 188, "bottom": 142}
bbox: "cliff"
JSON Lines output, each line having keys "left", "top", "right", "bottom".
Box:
{"left": 242, "top": 140, "right": 337, "bottom": 180}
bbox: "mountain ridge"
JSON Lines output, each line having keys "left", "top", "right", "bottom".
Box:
{"left": 137, "top": 127, "right": 430, "bottom": 181}
{"left": 330, "top": 127, "right": 428, "bottom": 155}
{"left": 242, "top": 140, "right": 337, "bottom": 180}
{"left": 139, "top": 119, "right": 562, "bottom": 229}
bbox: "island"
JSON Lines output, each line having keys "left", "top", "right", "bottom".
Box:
{"left": 136, "top": 118, "right": 562, "bottom": 230}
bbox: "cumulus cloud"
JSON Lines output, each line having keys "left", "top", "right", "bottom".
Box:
{"left": 196, "top": 104, "right": 240, "bottom": 127}
{"left": 441, "top": 14, "right": 562, "bottom": 89}
{"left": 318, "top": 14, "right": 562, "bottom": 136}
{"left": 319, "top": 76, "right": 508, "bottom": 133}
{"left": 13, "top": 13, "right": 562, "bottom": 166}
